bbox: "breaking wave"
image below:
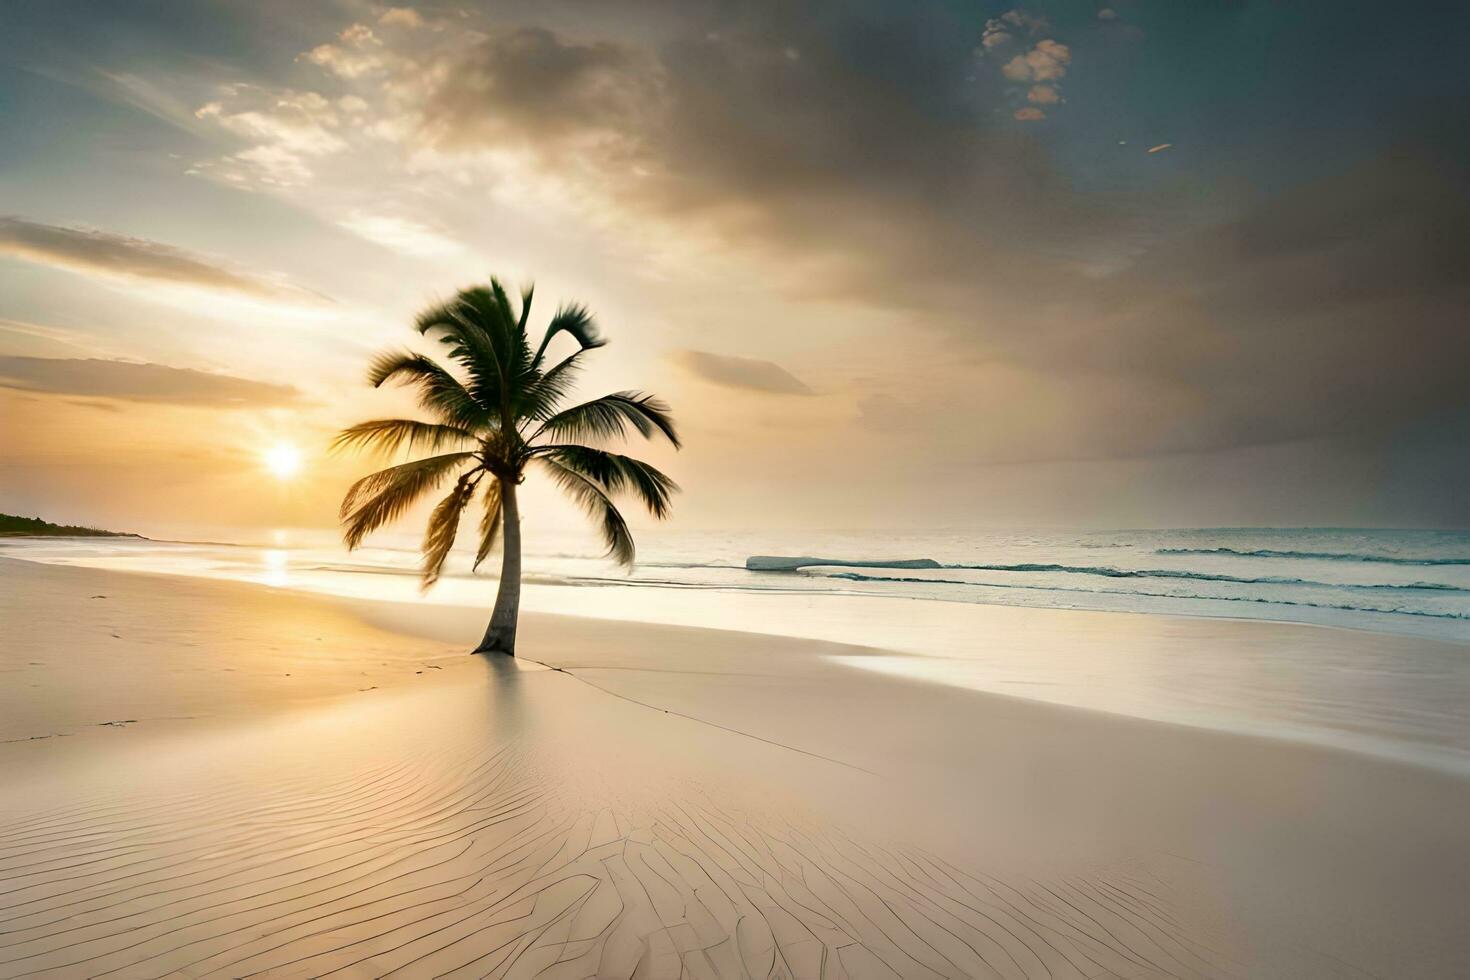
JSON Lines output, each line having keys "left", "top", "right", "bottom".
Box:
{"left": 819, "top": 571, "right": 1470, "bottom": 621}
{"left": 746, "top": 556, "right": 1468, "bottom": 593}
{"left": 1156, "top": 547, "right": 1470, "bottom": 566}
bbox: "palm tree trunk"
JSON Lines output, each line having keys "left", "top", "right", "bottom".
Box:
{"left": 476, "top": 480, "right": 521, "bottom": 656}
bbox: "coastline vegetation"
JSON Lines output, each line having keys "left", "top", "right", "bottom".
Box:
{"left": 0, "top": 514, "right": 140, "bottom": 538}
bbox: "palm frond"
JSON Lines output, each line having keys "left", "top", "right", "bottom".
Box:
{"left": 533, "top": 391, "right": 680, "bottom": 448}
{"left": 332, "top": 418, "right": 477, "bottom": 456}
{"left": 532, "top": 303, "right": 603, "bottom": 367}
{"left": 473, "top": 478, "right": 503, "bottom": 572}
{"left": 535, "top": 445, "right": 677, "bottom": 518}
{"left": 488, "top": 279, "right": 520, "bottom": 338}
{"left": 340, "top": 452, "right": 478, "bottom": 550}
{"left": 476, "top": 279, "right": 535, "bottom": 382}
{"left": 516, "top": 284, "right": 535, "bottom": 333}
{"left": 537, "top": 458, "right": 635, "bottom": 566}
{"left": 366, "top": 350, "right": 487, "bottom": 429}
{"left": 517, "top": 347, "right": 590, "bottom": 423}
{"left": 421, "top": 471, "right": 479, "bottom": 589}
{"left": 483, "top": 279, "right": 543, "bottom": 405}
{"left": 414, "top": 295, "right": 509, "bottom": 411}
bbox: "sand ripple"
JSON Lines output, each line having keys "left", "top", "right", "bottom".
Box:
{"left": 0, "top": 691, "right": 1237, "bottom": 980}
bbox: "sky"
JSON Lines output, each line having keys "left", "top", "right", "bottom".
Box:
{"left": 1, "top": 0, "right": 1467, "bottom": 539}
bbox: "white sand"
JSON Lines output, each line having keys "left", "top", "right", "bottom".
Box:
{"left": 2, "top": 556, "right": 1468, "bottom": 978}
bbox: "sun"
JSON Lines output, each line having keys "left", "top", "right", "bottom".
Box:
{"left": 262, "top": 442, "right": 304, "bottom": 480}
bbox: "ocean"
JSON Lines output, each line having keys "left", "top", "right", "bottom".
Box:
{"left": 5, "top": 526, "right": 1469, "bottom": 771}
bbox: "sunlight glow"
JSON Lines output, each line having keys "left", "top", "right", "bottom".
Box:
{"left": 263, "top": 443, "right": 304, "bottom": 480}
{"left": 260, "top": 548, "right": 289, "bottom": 587}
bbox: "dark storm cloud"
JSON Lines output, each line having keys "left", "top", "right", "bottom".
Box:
{"left": 415, "top": 0, "right": 1470, "bottom": 463}
{"left": 423, "top": 26, "right": 656, "bottom": 147}
{"left": 670, "top": 350, "right": 814, "bottom": 395}
{"left": 421, "top": 2, "right": 1096, "bottom": 298}
{"left": 0, "top": 218, "right": 329, "bottom": 303}
{"left": 0, "top": 356, "right": 303, "bottom": 407}
{"left": 1042, "top": 142, "right": 1470, "bottom": 455}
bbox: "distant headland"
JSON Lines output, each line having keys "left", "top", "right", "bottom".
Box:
{"left": 0, "top": 514, "right": 144, "bottom": 538}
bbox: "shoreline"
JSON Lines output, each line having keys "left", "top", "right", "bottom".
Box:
{"left": 5, "top": 548, "right": 1469, "bottom": 776}
{"left": 3, "top": 552, "right": 1465, "bottom": 778}
{"left": 5, "top": 534, "right": 1468, "bottom": 646}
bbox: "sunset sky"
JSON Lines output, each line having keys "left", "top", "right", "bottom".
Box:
{"left": 2, "top": 0, "right": 1467, "bottom": 537}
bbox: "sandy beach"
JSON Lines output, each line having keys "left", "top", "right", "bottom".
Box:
{"left": 1, "top": 556, "right": 1467, "bottom": 979}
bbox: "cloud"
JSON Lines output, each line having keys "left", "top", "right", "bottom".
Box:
{"left": 225, "top": 144, "right": 314, "bottom": 184}
{"left": 980, "top": 16, "right": 1072, "bottom": 120}
{"left": 0, "top": 217, "right": 328, "bottom": 302}
{"left": 980, "top": 29, "right": 1012, "bottom": 50}
{"left": 0, "top": 356, "right": 303, "bottom": 407}
{"left": 989, "top": 10, "right": 1049, "bottom": 38}
{"left": 802, "top": 145, "right": 1470, "bottom": 469}
{"left": 378, "top": 7, "right": 423, "bottom": 29}
{"left": 979, "top": 9, "right": 1047, "bottom": 50}
{"left": 422, "top": 26, "right": 655, "bottom": 150}
{"left": 1000, "top": 56, "right": 1032, "bottom": 81}
{"left": 413, "top": 8, "right": 1090, "bottom": 300}
{"left": 337, "top": 213, "right": 462, "bottom": 256}
{"left": 670, "top": 350, "right": 814, "bottom": 395}
{"left": 998, "top": 145, "right": 1470, "bottom": 457}
{"left": 191, "top": 4, "right": 1094, "bottom": 320}
{"left": 1005, "top": 10, "right": 1050, "bottom": 31}
{"left": 1003, "top": 39, "right": 1071, "bottom": 82}
{"left": 196, "top": 90, "right": 346, "bottom": 154}
{"left": 302, "top": 24, "right": 388, "bottom": 79}
{"left": 194, "top": 87, "right": 349, "bottom": 186}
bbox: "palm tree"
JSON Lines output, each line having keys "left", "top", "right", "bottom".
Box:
{"left": 334, "top": 278, "right": 679, "bottom": 656}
